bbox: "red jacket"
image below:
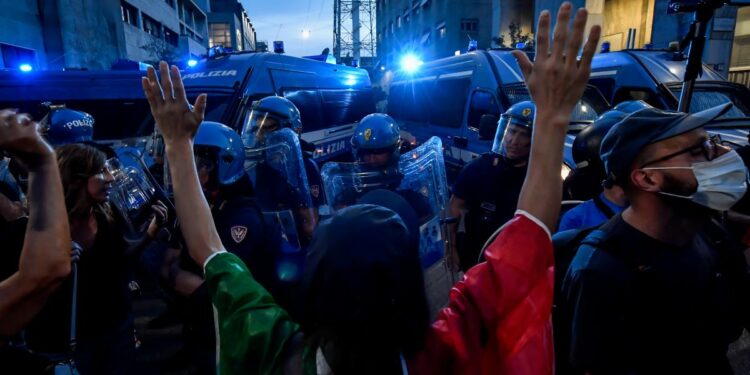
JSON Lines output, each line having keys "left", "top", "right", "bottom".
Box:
{"left": 408, "top": 211, "right": 555, "bottom": 374}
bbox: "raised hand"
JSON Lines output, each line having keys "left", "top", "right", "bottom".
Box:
{"left": 141, "top": 61, "right": 207, "bottom": 146}
{"left": 512, "top": 3, "right": 601, "bottom": 126}
{"left": 0, "top": 109, "right": 54, "bottom": 169}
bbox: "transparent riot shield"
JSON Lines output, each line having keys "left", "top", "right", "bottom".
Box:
{"left": 245, "top": 128, "right": 312, "bottom": 253}
{"left": 321, "top": 136, "right": 453, "bottom": 317}
{"left": 105, "top": 156, "right": 157, "bottom": 239}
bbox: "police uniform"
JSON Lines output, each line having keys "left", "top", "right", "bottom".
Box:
{"left": 452, "top": 153, "right": 527, "bottom": 269}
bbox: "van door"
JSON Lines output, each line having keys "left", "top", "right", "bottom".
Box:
{"left": 424, "top": 77, "right": 473, "bottom": 171}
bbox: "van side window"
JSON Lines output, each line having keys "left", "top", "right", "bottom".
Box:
{"left": 284, "top": 89, "right": 375, "bottom": 132}
{"left": 467, "top": 90, "right": 499, "bottom": 129}
{"left": 387, "top": 78, "right": 469, "bottom": 127}
{"left": 589, "top": 77, "right": 616, "bottom": 103}
{"left": 283, "top": 90, "right": 325, "bottom": 131}
{"left": 612, "top": 88, "right": 660, "bottom": 108}
{"left": 430, "top": 78, "right": 470, "bottom": 128}
{"left": 320, "top": 89, "right": 375, "bottom": 126}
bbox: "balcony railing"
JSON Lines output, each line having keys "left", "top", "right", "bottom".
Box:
{"left": 728, "top": 66, "right": 750, "bottom": 88}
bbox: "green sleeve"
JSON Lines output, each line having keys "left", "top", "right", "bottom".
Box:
{"left": 204, "top": 252, "right": 302, "bottom": 375}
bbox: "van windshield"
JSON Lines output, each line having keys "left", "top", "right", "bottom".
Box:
{"left": 667, "top": 83, "right": 750, "bottom": 120}
{"left": 504, "top": 84, "right": 607, "bottom": 123}
{"left": 186, "top": 91, "right": 234, "bottom": 124}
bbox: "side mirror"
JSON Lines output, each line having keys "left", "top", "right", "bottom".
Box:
{"left": 478, "top": 114, "right": 499, "bottom": 141}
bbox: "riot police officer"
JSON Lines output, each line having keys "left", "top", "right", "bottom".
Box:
{"left": 167, "top": 121, "right": 285, "bottom": 374}
{"left": 243, "top": 96, "right": 321, "bottom": 238}
{"left": 349, "top": 113, "right": 433, "bottom": 222}
{"left": 449, "top": 101, "right": 535, "bottom": 271}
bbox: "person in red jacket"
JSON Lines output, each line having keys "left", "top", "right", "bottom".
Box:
{"left": 141, "top": 2, "right": 600, "bottom": 373}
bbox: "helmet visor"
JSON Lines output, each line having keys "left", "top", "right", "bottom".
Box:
{"left": 242, "top": 110, "right": 283, "bottom": 148}
{"left": 492, "top": 117, "right": 531, "bottom": 160}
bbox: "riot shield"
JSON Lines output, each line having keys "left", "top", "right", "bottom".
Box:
{"left": 245, "top": 128, "right": 312, "bottom": 253}
{"left": 105, "top": 156, "right": 157, "bottom": 239}
{"left": 321, "top": 136, "right": 453, "bottom": 317}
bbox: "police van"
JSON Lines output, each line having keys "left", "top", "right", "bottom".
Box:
{"left": 181, "top": 50, "right": 375, "bottom": 162}
{"left": 589, "top": 49, "right": 750, "bottom": 146}
{"left": 0, "top": 69, "right": 152, "bottom": 144}
{"left": 386, "top": 49, "right": 611, "bottom": 177}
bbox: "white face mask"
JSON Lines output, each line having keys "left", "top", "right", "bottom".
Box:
{"left": 642, "top": 150, "right": 748, "bottom": 211}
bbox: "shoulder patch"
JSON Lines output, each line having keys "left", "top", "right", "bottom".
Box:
{"left": 231, "top": 226, "right": 248, "bottom": 243}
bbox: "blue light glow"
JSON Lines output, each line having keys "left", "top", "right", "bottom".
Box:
{"left": 19, "top": 64, "right": 32, "bottom": 72}
{"left": 187, "top": 59, "right": 198, "bottom": 67}
{"left": 400, "top": 54, "right": 423, "bottom": 73}
{"left": 344, "top": 74, "right": 357, "bottom": 86}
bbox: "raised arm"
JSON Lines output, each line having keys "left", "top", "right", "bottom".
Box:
{"left": 141, "top": 62, "right": 217, "bottom": 266}
{"left": 0, "top": 110, "right": 71, "bottom": 336}
{"left": 512, "top": 4, "right": 601, "bottom": 229}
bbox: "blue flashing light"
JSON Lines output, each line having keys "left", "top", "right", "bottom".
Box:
{"left": 19, "top": 64, "right": 32, "bottom": 72}
{"left": 187, "top": 59, "right": 198, "bottom": 67}
{"left": 468, "top": 39, "right": 478, "bottom": 52}
{"left": 400, "top": 54, "right": 423, "bottom": 74}
{"left": 344, "top": 74, "right": 357, "bottom": 86}
{"left": 515, "top": 42, "right": 526, "bottom": 49}
{"left": 601, "top": 41, "right": 611, "bottom": 53}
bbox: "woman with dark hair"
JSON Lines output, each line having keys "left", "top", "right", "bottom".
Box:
{"left": 18, "top": 143, "right": 167, "bottom": 374}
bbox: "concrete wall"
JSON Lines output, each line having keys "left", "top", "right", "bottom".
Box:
{"left": 56, "top": 0, "right": 123, "bottom": 70}
{"left": 0, "top": 1, "right": 49, "bottom": 69}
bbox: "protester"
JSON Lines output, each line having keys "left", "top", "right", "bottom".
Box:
{"left": 2, "top": 143, "right": 167, "bottom": 375}
{"left": 562, "top": 104, "right": 750, "bottom": 374}
{"left": 0, "top": 109, "right": 71, "bottom": 337}
{"left": 449, "top": 101, "right": 534, "bottom": 271}
{"left": 557, "top": 105, "right": 650, "bottom": 232}
{"left": 142, "top": 2, "right": 599, "bottom": 373}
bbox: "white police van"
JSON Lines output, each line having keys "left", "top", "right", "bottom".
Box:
{"left": 182, "top": 50, "right": 375, "bottom": 162}
{"left": 386, "top": 49, "right": 611, "bottom": 177}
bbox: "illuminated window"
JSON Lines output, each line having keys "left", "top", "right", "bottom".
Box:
{"left": 143, "top": 14, "right": 162, "bottom": 38}
{"left": 209, "top": 23, "right": 231, "bottom": 48}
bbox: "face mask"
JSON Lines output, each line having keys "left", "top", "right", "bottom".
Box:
{"left": 642, "top": 150, "right": 748, "bottom": 211}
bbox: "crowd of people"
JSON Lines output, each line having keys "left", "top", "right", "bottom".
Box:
{"left": 1, "top": 3, "right": 749, "bottom": 374}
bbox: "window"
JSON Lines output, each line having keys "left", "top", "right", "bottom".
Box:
{"left": 390, "top": 21, "right": 394, "bottom": 34}
{"left": 467, "top": 90, "right": 500, "bottom": 129}
{"left": 164, "top": 27, "right": 178, "bottom": 46}
{"left": 461, "top": 19, "right": 479, "bottom": 32}
{"left": 281, "top": 89, "right": 374, "bottom": 132}
{"left": 437, "top": 23, "right": 446, "bottom": 38}
{"left": 236, "top": 29, "right": 243, "bottom": 50}
{"left": 397, "top": 16, "right": 401, "bottom": 28}
{"left": 387, "top": 78, "right": 471, "bottom": 128}
{"left": 209, "top": 23, "right": 231, "bottom": 48}
{"left": 121, "top": 1, "right": 138, "bottom": 27}
{"left": 142, "top": 14, "right": 161, "bottom": 37}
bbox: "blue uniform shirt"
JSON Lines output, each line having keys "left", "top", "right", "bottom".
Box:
{"left": 558, "top": 192, "right": 625, "bottom": 233}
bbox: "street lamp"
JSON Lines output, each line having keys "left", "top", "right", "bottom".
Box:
{"left": 400, "top": 54, "right": 423, "bottom": 73}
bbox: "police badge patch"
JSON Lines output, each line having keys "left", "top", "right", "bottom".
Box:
{"left": 522, "top": 108, "right": 532, "bottom": 117}
{"left": 231, "top": 226, "right": 248, "bottom": 243}
{"left": 364, "top": 128, "right": 372, "bottom": 142}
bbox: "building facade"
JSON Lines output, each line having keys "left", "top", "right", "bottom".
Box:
{"left": 376, "top": 0, "right": 494, "bottom": 69}
{"left": 0, "top": 0, "right": 208, "bottom": 70}
{"left": 202, "top": 0, "right": 257, "bottom": 52}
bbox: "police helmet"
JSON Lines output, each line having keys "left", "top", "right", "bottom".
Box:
{"left": 572, "top": 100, "right": 654, "bottom": 170}
{"left": 242, "top": 96, "right": 302, "bottom": 148}
{"left": 194, "top": 121, "right": 245, "bottom": 185}
{"left": 492, "top": 101, "right": 535, "bottom": 155}
{"left": 42, "top": 108, "right": 94, "bottom": 146}
{"left": 351, "top": 113, "right": 401, "bottom": 162}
